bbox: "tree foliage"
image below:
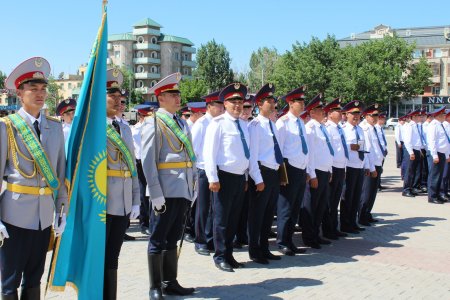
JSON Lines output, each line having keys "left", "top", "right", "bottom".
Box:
{"left": 270, "top": 34, "right": 432, "bottom": 106}
{"left": 45, "top": 76, "right": 62, "bottom": 115}
{"left": 0, "top": 71, "right": 6, "bottom": 90}
{"left": 247, "top": 47, "right": 279, "bottom": 93}
{"left": 179, "top": 77, "right": 208, "bottom": 105}
{"left": 195, "top": 39, "right": 234, "bottom": 92}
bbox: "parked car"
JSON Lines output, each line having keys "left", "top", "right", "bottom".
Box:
{"left": 386, "top": 118, "right": 398, "bottom": 130}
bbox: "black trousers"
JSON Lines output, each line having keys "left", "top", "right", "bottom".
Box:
{"left": 248, "top": 167, "right": 279, "bottom": 257}
{"left": 235, "top": 188, "right": 250, "bottom": 244}
{"left": 277, "top": 162, "right": 306, "bottom": 248}
{"left": 359, "top": 165, "right": 382, "bottom": 222}
{"left": 212, "top": 170, "right": 245, "bottom": 264}
{"left": 194, "top": 168, "right": 213, "bottom": 249}
{"left": 340, "top": 167, "right": 365, "bottom": 230}
{"left": 400, "top": 145, "right": 408, "bottom": 180}
{"left": 396, "top": 142, "right": 403, "bottom": 168}
{"left": 301, "top": 169, "right": 330, "bottom": 244}
{"left": 440, "top": 162, "right": 450, "bottom": 196}
{"left": 0, "top": 223, "right": 50, "bottom": 294}
{"left": 322, "top": 166, "right": 345, "bottom": 235}
{"left": 105, "top": 214, "right": 129, "bottom": 270}
{"left": 148, "top": 198, "right": 189, "bottom": 253}
{"left": 428, "top": 152, "right": 446, "bottom": 200}
{"left": 403, "top": 149, "right": 421, "bottom": 192}
{"left": 136, "top": 159, "right": 150, "bottom": 229}
{"left": 421, "top": 149, "right": 429, "bottom": 187}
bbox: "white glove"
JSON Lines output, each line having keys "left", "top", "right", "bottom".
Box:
{"left": 151, "top": 196, "right": 166, "bottom": 211}
{"left": 0, "top": 220, "right": 9, "bottom": 241}
{"left": 130, "top": 205, "right": 140, "bottom": 219}
{"left": 54, "top": 213, "right": 67, "bottom": 237}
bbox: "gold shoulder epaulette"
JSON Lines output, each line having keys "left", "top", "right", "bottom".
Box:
{"left": 45, "top": 116, "right": 61, "bottom": 123}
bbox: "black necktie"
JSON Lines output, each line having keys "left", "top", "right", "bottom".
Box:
{"left": 112, "top": 120, "right": 121, "bottom": 134}
{"left": 173, "top": 115, "right": 183, "bottom": 129}
{"left": 33, "top": 120, "right": 41, "bottom": 142}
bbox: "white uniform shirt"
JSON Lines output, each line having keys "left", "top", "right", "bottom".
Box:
{"left": 403, "top": 120, "right": 425, "bottom": 154}
{"left": 204, "top": 111, "right": 250, "bottom": 183}
{"left": 374, "top": 124, "right": 387, "bottom": 153}
{"left": 325, "top": 120, "right": 347, "bottom": 169}
{"left": 360, "top": 122, "right": 384, "bottom": 168}
{"left": 342, "top": 122, "right": 370, "bottom": 170}
{"left": 191, "top": 113, "right": 213, "bottom": 170}
{"left": 187, "top": 118, "right": 194, "bottom": 131}
{"left": 394, "top": 123, "right": 403, "bottom": 144}
{"left": 62, "top": 122, "right": 72, "bottom": 142}
{"left": 275, "top": 111, "right": 308, "bottom": 170}
{"left": 305, "top": 119, "right": 334, "bottom": 178}
{"left": 426, "top": 119, "right": 450, "bottom": 159}
{"left": 131, "top": 121, "right": 143, "bottom": 160}
{"left": 422, "top": 121, "right": 431, "bottom": 143}
{"left": 248, "top": 115, "right": 281, "bottom": 184}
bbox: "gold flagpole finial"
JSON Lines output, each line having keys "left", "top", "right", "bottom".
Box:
{"left": 102, "top": 0, "right": 108, "bottom": 12}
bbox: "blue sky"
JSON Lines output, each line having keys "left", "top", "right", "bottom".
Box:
{"left": 2, "top": 0, "right": 450, "bottom": 76}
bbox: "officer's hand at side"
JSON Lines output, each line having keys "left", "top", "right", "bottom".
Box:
{"left": 364, "top": 169, "right": 370, "bottom": 176}
{"left": 410, "top": 154, "right": 415, "bottom": 161}
{"left": 306, "top": 175, "right": 310, "bottom": 183}
{"left": 310, "top": 178, "right": 318, "bottom": 189}
{"left": 255, "top": 182, "right": 265, "bottom": 192}
{"left": 130, "top": 205, "right": 140, "bottom": 219}
{"left": 350, "top": 144, "right": 360, "bottom": 151}
{"left": 447, "top": 157, "right": 450, "bottom": 163}
{"left": 209, "top": 182, "right": 220, "bottom": 192}
{"left": 370, "top": 171, "right": 378, "bottom": 178}
{"left": 433, "top": 158, "right": 439, "bottom": 164}
{"left": 54, "top": 213, "right": 67, "bottom": 237}
{"left": 0, "top": 221, "right": 9, "bottom": 240}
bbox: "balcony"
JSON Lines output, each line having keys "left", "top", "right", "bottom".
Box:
{"left": 133, "top": 57, "right": 161, "bottom": 64}
{"left": 135, "top": 72, "right": 161, "bottom": 80}
{"left": 133, "top": 43, "right": 161, "bottom": 51}
{"left": 182, "top": 60, "right": 197, "bottom": 68}
{"left": 135, "top": 87, "right": 150, "bottom": 94}
{"left": 133, "top": 28, "right": 161, "bottom": 36}
{"left": 182, "top": 46, "right": 196, "bottom": 54}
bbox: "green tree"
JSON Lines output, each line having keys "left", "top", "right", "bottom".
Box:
{"left": 328, "top": 35, "right": 432, "bottom": 105}
{"left": 0, "top": 71, "right": 6, "bottom": 90}
{"left": 179, "top": 78, "right": 208, "bottom": 105}
{"left": 196, "top": 39, "right": 234, "bottom": 91}
{"left": 233, "top": 71, "right": 249, "bottom": 86}
{"left": 248, "top": 47, "right": 279, "bottom": 93}
{"left": 119, "top": 66, "right": 144, "bottom": 106}
{"left": 46, "top": 76, "right": 62, "bottom": 115}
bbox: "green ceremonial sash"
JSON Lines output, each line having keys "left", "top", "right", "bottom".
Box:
{"left": 106, "top": 124, "right": 137, "bottom": 177}
{"left": 6, "top": 114, "right": 60, "bottom": 190}
{"left": 156, "top": 112, "right": 196, "bottom": 162}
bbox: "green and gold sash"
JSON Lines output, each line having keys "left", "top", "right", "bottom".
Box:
{"left": 106, "top": 124, "right": 137, "bottom": 177}
{"left": 156, "top": 112, "right": 196, "bottom": 162}
{"left": 6, "top": 114, "right": 60, "bottom": 190}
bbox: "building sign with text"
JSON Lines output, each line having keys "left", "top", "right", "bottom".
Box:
{"left": 422, "top": 96, "right": 450, "bottom": 105}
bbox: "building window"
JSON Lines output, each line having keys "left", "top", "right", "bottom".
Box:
{"left": 183, "top": 68, "right": 190, "bottom": 75}
{"left": 176, "top": 67, "right": 181, "bottom": 73}
{"left": 151, "top": 51, "right": 158, "bottom": 59}
{"left": 68, "top": 83, "right": 72, "bottom": 89}
{"left": 114, "top": 51, "right": 120, "bottom": 58}
{"left": 430, "top": 63, "right": 441, "bottom": 76}
{"left": 432, "top": 86, "right": 441, "bottom": 95}
{"left": 77, "top": 82, "right": 81, "bottom": 87}
{"left": 151, "top": 37, "right": 157, "bottom": 44}
{"left": 137, "top": 36, "right": 145, "bottom": 44}
{"left": 412, "top": 50, "right": 422, "bottom": 58}
{"left": 434, "top": 49, "right": 442, "bottom": 58}
{"left": 151, "top": 95, "right": 157, "bottom": 101}
{"left": 151, "top": 66, "right": 158, "bottom": 73}
{"left": 151, "top": 80, "right": 157, "bottom": 87}
{"left": 136, "top": 80, "right": 144, "bottom": 88}
{"left": 137, "top": 65, "right": 145, "bottom": 73}
{"left": 60, "top": 84, "right": 64, "bottom": 88}
{"left": 174, "top": 52, "right": 179, "bottom": 61}
{"left": 137, "top": 51, "right": 144, "bottom": 58}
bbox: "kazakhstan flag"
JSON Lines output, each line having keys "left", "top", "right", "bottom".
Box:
{"left": 49, "top": 8, "right": 108, "bottom": 300}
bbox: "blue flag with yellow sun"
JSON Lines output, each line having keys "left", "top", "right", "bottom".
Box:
{"left": 49, "top": 8, "right": 108, "bottom": 300}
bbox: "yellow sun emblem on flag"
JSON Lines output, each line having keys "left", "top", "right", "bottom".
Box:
{"left": 87, "top": 151, "right": 107, "bottom": 205}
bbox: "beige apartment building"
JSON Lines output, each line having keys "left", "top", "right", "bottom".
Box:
{"left": 338, "top": 24, "right": 450, "bottom": 115}
{"left": 107, "top": 18, "right": 197, "bottom": 101}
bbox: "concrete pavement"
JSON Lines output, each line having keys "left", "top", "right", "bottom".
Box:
{"left": 41, "top": 134, "right": 450, "bottom": 299}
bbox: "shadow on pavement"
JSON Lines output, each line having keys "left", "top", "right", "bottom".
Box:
{"left": 189, "top": 277, "right": 323, "bottom": 299}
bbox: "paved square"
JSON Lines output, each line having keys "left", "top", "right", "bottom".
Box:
{"left": 42, "top": 134, "right": 450, "bottom": 299}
